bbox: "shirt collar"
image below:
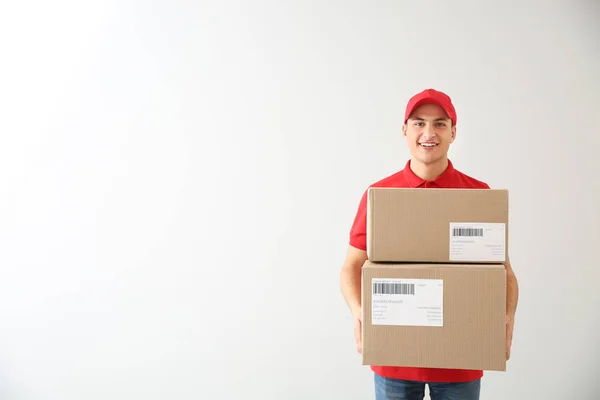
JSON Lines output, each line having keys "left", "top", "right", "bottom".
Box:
{"left": 403, "top": 159, "right": 457, "bottom": 188}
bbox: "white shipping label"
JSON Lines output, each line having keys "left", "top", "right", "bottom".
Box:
{"left": 449, "top": 222, "right": 506, "bottom": 262}
{"left": 371, "top": 278, "right": 443, "bottom": 327}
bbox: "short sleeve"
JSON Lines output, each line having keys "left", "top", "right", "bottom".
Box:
{"left": 349, "top": 189, "right": 368, "bottom": 251}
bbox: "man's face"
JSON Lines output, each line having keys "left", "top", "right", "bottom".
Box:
{"left": 402, "top": 103, "right": 456, "bottom": 165}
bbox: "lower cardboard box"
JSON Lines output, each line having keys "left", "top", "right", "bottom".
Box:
{"left": 361, "top": 260, "right": 506, "bottom": 371}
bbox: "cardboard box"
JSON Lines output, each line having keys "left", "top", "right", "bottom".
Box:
{"left": 366, "top": 187, "right": 509, "bottom": 263}
{"left": 361, "top": 260, "right": 506, "bottom": 371}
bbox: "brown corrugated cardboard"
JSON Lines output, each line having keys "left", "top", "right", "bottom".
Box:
{"left": 366, "top": 187, "right": 508, "bottom": 263}
{"left": 361, "top": 261, "right": 506, "bottom": 371}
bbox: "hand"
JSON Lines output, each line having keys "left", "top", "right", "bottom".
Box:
{"left": 506, "top": 315, "right": 514, "bottom": 360}
{"left": 353, "top": 308, "right": 363, "bottom": 354}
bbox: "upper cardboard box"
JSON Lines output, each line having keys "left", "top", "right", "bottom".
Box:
{"left": 366, "top": 188, "right": 508, "bottom": 263}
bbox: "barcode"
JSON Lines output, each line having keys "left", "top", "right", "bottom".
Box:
{"left": 373, "top": 282, "right": 415, "bottom": 295}
{"left": 452, "top": 228, "right": 484, "bottom": 237}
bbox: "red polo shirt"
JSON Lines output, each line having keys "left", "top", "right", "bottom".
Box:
{"left": 349, "top": 159, "right": 491, "bottom": 383}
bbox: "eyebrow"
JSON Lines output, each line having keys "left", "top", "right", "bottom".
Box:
{"left": 411, "top": 117, "right": 449, "bottom": 122}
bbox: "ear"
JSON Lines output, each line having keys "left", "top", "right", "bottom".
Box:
{"left": 402, "top": 124, "right": 407, "bottom": 138}
{"left": 450, "top": 125, "right": 456, "bottom": 143}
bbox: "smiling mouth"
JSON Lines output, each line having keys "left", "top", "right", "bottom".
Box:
{"left": 419, "top": 143, "right": 438, "bottom": 148}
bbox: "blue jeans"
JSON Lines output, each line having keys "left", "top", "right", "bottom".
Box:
{"left": 374, "top": 373, "right": 481, "bottom": 400}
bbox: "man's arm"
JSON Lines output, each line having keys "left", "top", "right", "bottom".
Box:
{"left": 340, "top": 245, "right": 368, "bottom": 318}
{"left": 340, "top": 245, "right": 368, "bottom": 353}
{"left": 505, "top": 256, "right": 519, "bottom": 318}
{"left": 505, "top": 255, "right": 519, "bottom": 360}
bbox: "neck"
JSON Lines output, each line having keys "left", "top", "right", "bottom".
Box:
{"left": 410, "top": 157, "right": 449, "bottom": 181}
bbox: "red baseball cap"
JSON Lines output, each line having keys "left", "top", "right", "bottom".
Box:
{"left": 404, "top": 88, "right": 457, "bottom": 126}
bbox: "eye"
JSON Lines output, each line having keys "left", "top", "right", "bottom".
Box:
{"left": 435, "top": 122, "right": 447, "bottom": 127}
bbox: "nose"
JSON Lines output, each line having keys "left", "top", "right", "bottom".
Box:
{"left": 422, "top": 123, "right": 436, "bottom": 138}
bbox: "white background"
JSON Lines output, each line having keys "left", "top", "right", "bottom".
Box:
{"left": 0, "top": 1, "right": 598, "bottom": 399}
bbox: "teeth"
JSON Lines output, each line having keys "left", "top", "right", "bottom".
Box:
{"left": 420, "top": 143, "right": 437, "bottom": 147}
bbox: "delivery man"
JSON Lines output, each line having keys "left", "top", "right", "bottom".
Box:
{"left": 340, "top": 88, "right": 519, "bottom": 400}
